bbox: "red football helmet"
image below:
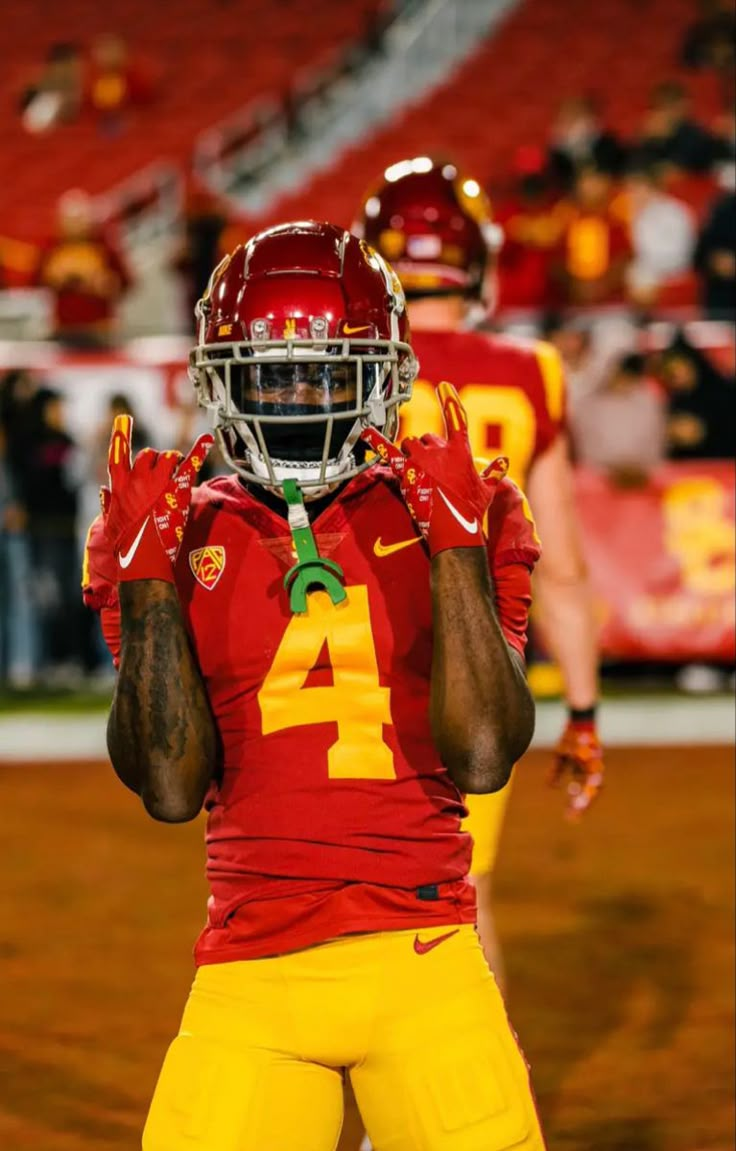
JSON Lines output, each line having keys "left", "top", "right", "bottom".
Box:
{"left": 354, "top": 156, "right": 501, "bottom": 299}
{"left": 189, "top": 221, "right": 417, "bottom": 493}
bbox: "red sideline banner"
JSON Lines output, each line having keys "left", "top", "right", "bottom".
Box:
{"left": 575, "top": 462, "right": 736, "bottom": 662}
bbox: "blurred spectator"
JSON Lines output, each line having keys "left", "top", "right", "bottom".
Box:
{"left": 552, "top": 163, "right": 632, "bottom": 305}
{"left": 635, "top": 81, "right": 719, "bottom": 174}
{"left": 34, "top": 190, "right": 133, "bottom": 348}
{"left": 542, "top": 312, "right": 645, "bottom": 408}
{"left": 657, "top": 332, "right": 736, "bottom": 460}
{"left": 693, "top": 184, "right": 736, "bottom": 317}
{"left": 0, "top": 367, "right": 38, "bottom": 532}
{"left": 172, "top": 181, "right": 229, "bottom": 327}
{"left": 680, "top": 0, "right": 735, "bottom": 80}
{"left": 547, "top": 95, "right": 627, "bottom": 191}
{"left": 0, "top": 377, "right": 38, "bottom": 688}
{"left": 540, "top": 312, "right": 593, "bottom": 397}
{"left": 0, "top": 424, "right": 28, "bottom": 686}
{"left": 569, "top": 352, "right": 666, "bottom": 485}
{"left": 622, "top": 162, "right": 697, "bottom": 309}
{"left": 0, "top": 369, "right": 38, "bottom": 480}
{"left": 24, "top": 388, "right": 84, "bottom": 681}
{"left": 84, "top": 34, "right": 156, "bottom": 136}
{"left": 19, "top": 42, "right": 83, "bottom": 135}
{"left": 495, "top": 147, "right": 572, "bottom": 311}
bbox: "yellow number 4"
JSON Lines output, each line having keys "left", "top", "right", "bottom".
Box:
{"left": 258, "top": 586, "right": 395, "bottom": 779}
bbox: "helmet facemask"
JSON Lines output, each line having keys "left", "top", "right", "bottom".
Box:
{"left": 189, "top": 327, "right": 416, "bottom": 497}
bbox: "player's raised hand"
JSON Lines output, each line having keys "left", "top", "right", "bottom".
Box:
{"left": 548, "top": 719, "right": 605, "bottom": 821}
{"left": 102, "top": 414, "right": 214, "bottom": 582}
{"left": 152, "top": 433, "right": 215, "bottom": 564}
{"left": 362, "top": 382, "right": 508, "bottom": 556}
{"left": 81, "top": 513, "right": 122, "bottom": 665}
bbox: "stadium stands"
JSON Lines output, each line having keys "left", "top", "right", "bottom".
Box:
{"left": 0, "top": 0, "right": 385, "bottom": 240}
{"left": 233, "top": 0, "right": 726, "bottom": 233}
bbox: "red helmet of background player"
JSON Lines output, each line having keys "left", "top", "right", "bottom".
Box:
{"left": 354, "top": 156, "right": 502, "bottom": 300}
{"left": 189, "top": 220, "right": 417, "bottom": 493}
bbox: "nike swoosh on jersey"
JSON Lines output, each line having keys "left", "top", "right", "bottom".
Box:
{"left": 373, "top": 535, "right": 422, "bottom": 558}
{"left": 437, "top": 489, "right": 479, "bottom": 534}
{"left": 119, "top": 517, "right": 150, "bottom": 569}
{"left": 343, "top": 324, "right": 371, "bottom": 335}
{"left": 413, "top": 929, "right": 460, "bottom": 956}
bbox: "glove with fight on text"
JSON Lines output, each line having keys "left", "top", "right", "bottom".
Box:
{"left": 361, "top": 381, "right": 508, "bottom": 557}
{"left": 102, "top": 414, "right": 213, "bottom": 582}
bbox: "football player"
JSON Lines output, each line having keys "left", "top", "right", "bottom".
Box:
{"left": 354, "top": 157, "right": 605, "bottom": 983}
{"left": 82, "top": 222, "right": 547, "bottom": 1151}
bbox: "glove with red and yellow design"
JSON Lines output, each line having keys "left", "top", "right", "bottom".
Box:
{"left": 81, "top": 513, "right": 121, "bottom": 665}
{"left": 549, "top": 717, "right": 605, "bottom": 820}
{"left": 103, "top": 414, "right": 213, "bottom": 582}
{"left": 362, "top": 381, "right": 509, "bottom": 557}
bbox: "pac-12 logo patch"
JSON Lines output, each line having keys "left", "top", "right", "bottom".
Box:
{"left": 189, "top": 546, "right": 226, "bottom": 590}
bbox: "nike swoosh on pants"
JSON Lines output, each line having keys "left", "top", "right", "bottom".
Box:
{"left": 413, "top": 928, "right": 460, "bottom": 955}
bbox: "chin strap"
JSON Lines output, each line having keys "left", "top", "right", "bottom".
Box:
{"left": 282, "top": 479, "right": 347, "bottom": 614}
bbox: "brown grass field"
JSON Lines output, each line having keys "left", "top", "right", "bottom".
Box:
{"left": 0, "top": 745, "right": 733, "bottom": 1151}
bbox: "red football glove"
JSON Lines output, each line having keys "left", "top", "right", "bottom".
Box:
{"left": 549, "top": 719, "right": 605, "bottom": 820}
{"left": 102, "top": 414, "right": 214, "bottom": 582}
{"left": 362, "top": 381, "right": 509, "bottom": 557}
{"left": 81, "top": 514, "right": 121, "bottom": 666}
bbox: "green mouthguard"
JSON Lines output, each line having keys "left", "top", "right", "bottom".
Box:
{"left": 282, "top": 479, "right": 347, "bottom": 614}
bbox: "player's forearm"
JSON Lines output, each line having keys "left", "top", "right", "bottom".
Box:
{"left": 430, "top": 549, "right": 535, "bottom": 794}
{"left": 107, "top": 581, "right": 216, "bottom": 822}
{"left": 533, "top": 566, "right": 599, "bottom": 709}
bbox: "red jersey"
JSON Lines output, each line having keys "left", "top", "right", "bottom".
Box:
{"left": 84, "top": 467, "right": 540, "bottom": 963}
{"left": 404, "top": 331, "right": 567, "bottom": 487}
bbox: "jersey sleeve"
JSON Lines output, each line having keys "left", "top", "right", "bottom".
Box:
{"left": 81, "top": 514, "right": 121, "bottom": 667}
{"left": 485, "top": 476, "right": 542, "bottom": 658}
{"left": 492, "top": 562, "right": 533, "bottom": 658}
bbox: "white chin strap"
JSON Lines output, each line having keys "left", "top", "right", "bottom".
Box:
{"left": 248, "top": 450, "right": 354, "bottom": 491}
{"left": 214, "top": 424, "right": 362, "bottom": 500}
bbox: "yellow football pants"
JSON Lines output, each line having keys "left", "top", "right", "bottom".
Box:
{"left": 464, "top": 775, "right": 514, "bottom": 878}
{"left": 143, "top": 924, "right": 545, "bottom": 1151}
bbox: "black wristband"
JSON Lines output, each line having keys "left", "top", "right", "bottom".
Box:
{"left": 569, "top": 705, "right": 597, "bottom": 724}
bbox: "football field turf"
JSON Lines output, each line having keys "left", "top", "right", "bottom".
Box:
{"left": 0, "top": 746, "right": 733, "bottom": 1151}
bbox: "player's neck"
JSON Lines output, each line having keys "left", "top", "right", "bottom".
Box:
{"left": 244, "top": 481, "right": 340, "bottom": 521}
{"left": 407, "top": 295, "right": 466, "bottom": 331}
